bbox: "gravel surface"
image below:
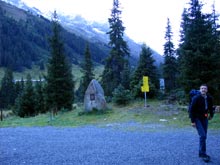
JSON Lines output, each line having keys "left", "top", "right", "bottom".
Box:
{"left": 1, "top": 124, "right": 220, "bottom": 165}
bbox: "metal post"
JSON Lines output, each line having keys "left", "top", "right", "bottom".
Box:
{"left": 144, "top": 92, "right": 147, "bottom": 107}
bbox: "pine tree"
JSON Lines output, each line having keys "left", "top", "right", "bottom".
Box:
{"left": 178, "top": 0, "right": 219, "bottom": 94}
{"left": 162, "top": 18, "right": 178, "bottom": 92}
{"left": 120, "top": 61, "right": 131, "bottom": 90}
{"left": 101, "top": 0, "right": 130, "bottom": 97}
{"left": 35, "top": 77, "right": 45, "bottom": 114}
{"left": 130, "top": 44, "right": 159, "bottom": 98}
{"left": 45, "top": 11, "right": 74, "bottom": 114}
{"left": 13, "top": 77, "right": 25, "bottom": 116}
{"left": 18, "top": 74, "right": 35, "bottom": 117}
{"left": 112, "top": 84, "right": 132, "bottom": 105}
{"left": 0, "top": 68, "right": 15, "bottom": 109}
{"left": 209, "top": 4, "right": 220, "bottom": 101}
{"left": 76, "top": 43, "right": 94, "bottom": 101}
{"left": 14, "top": 78, "right": 24, "bottom": 98}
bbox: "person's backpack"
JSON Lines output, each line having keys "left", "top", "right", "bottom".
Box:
{"left": 188, "top": 89, "right": 200, "bottom": 113}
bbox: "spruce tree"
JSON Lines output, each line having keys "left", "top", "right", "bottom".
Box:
{"left": 14, "top": 78, "right": 24, "bottom": 99}
{"left": 112, "top": 84, "right": 132, "bottom": 105}
{"left": 0, "top": 68, "right": 15, "bottom": 109}
{"left": 120, "top": 61, "right": 131, "bottom": 90}
{"left": 35, "top": 77, "right": 45, "bottom": 114}
{"left": 162, "top": 18, "right": 178, "bottom": 92}
{"left": 130, "top": 44, "right": 159, "bottom": 98}
{"left": 13, "top": 77, "right": 25, "bottom": 116}
{"left": 209, "top": 4, "right": 220, "bottom": 101}
{"left": 101, "top": 0, "right": 130, "bottom": 97}
{"left": 45, "top": 11, "right": 74, "bottom": 114}
{"left": 178, "top": 0, "right": 219, "bottom": 94}
{"left": 18, "top": 74, "right": 35, "bottom": 117}
{"left": 76, "top": 43, "right": 94, "bottom": 101}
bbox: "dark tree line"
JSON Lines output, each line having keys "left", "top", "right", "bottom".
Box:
{"left": 105, "top": 0, "right": 220, "bottom": 104}
{"left": 0, "top": 0, "right": 161, "bottom": 117}
{"left": 0, "top": 11, "right": 75, "bottom": 118}
{"left": 0, "top": 70, "right": 45, "bottom": 117}
{"left": 2, "top": 0, "right": 219, "bottom": 116}
{"left": 162, "top": 0, "right": 220, "bottom": 103}
{"left": 101, "top": 0, "right": 160, "bottom": 104}
{"left": 0, "top": 5, "right": 50, "bottom": 71}
{"left": 177, "top": 0, "right": 220, "bottom": 102}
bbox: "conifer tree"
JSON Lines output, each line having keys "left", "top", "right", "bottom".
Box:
{"left": 162, "top": 18, "right": 178, "bottom": 92}
{"left": 45, "top": 11, "right": 74, "bottom": 114}
{"left": 130, "top": 44, "right": 159, "bottom": 98}
{"left": 209, "top": 4, "right": 220, "bottom": 96}
{"left": 0, "top": 68, "right": 15, "bottom": 109}
{"left": 101, "top": 0, "right": 130, "bottom": 97}
{"left": 13, "top": 77, "right": 25, "bottom": 116}
{"left": 35, "top": 77, "right": 45, "bottom": 114}
{"left": 178, "top": 0, "right": 219, "bottom": 94}
{"left": 18, "top": 74, "right": 35, "bottom": 117}
{"left": 14, "top": 78, "right": 24, "bottom": 99}
{"left": 76, "top": 44, "right": 94, "bottom": 101}
{"left": 112, "top": 84, "right": 132, "bottom": 105}
{"left": 120, "top": 61, "right": 131, "bottom": 90}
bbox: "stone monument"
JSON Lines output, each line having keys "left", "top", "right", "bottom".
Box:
{"left": 84, "top": 79, "right": 107, "bottom": 112}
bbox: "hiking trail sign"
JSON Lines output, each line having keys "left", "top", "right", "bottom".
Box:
{"left": 141, "top": 76, "right": 149, "bottom": 107}
{"left": 141, "top": 76, "right": 149, "bottom": 92}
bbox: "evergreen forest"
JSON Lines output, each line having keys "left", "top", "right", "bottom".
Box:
{"left": 0, "top": 0, "right": 220, "bottom": 119}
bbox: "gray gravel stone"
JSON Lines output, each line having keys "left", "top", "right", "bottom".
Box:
{"left": 1, "top": 125, "right": 220, "bottom": 165}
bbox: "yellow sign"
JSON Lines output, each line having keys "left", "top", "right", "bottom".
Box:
{"left": 143, "top": 76, "right": 148, "bottom": 85}
{"left": 141, "top": 76, "right": 149, "bottom": 92}
{"left": 141, "top": 86, "right": 149, "bottom": 92}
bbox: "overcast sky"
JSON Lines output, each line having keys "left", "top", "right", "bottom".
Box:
{"left": 22, "top": 0, "right": 220, "bottom": 55}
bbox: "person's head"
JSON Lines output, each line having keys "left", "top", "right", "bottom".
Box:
{"left": 200, "top": 84, "right": 208, "bottom": 96}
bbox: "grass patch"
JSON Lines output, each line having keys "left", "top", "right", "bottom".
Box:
{"left": 0, "top": 64, "right": 104, "bottom": 87}
{"left": 1, "top": 100, "right": 219, "bottom": 130}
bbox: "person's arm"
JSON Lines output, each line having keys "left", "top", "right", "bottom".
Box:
{"left": 189, "top": 96, "right": 197, "bottom": 125}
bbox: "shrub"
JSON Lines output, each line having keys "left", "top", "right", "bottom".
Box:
{"left": 112, "top": 84, "right": 132, "bottom": 105}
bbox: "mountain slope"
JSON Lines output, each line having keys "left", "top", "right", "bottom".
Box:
{"left": 59, "top": 13, "right": 163, "bottom": 66}
{"left": 0, "top": 0, "right": 111, "bottom": 71}
{"left": 0, "top": 0, "right": 163, "bottom": 72}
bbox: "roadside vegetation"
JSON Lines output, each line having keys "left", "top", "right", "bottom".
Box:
{"left": 1, "top": 99, "right": 220, "bottom": 130}
{"left": 1, "top": 0, "right": 220, "bottom": 132}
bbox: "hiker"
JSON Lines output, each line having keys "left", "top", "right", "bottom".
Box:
{"left": 189, "top": 84, "right": 214, "bottom": 162}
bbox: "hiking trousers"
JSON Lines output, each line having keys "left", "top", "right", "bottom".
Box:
{"left": 195, "top": 118, "right": 208, "bottom": 155}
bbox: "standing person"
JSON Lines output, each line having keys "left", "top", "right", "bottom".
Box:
{"left": 189, "top": 84, "right": 214, "bottom": 162}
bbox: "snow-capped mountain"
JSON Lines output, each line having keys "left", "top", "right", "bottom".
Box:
{"left": 1, "top": 0, "right": 163, "bottom": 66}
{"left": 2, "top": 0, "right": 42, "bottom": 16}
{"left": 2, "top": 0, "right": 109, "bottom": 43}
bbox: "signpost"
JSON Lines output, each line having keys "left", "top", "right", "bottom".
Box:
{"left": 141, "top": 76, "right": 149, "bottom": 107}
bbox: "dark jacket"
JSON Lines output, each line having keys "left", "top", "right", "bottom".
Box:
{"left": 189, "top": 94, "right": 214, "bottom": 123}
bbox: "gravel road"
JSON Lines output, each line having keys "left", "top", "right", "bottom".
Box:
{"left": 1, "top": 124, "right": 220, "bottom": 165}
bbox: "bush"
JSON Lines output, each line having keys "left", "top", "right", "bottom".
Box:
{"left": 112, "top": 84, "right": 133, "bottom": 105}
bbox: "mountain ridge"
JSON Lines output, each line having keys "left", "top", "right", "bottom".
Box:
{"left": 0, "top": 0, "right": 163, "bottom": 70}
{"left": 0, "top": 0, "right": 112, "bottom": 71}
